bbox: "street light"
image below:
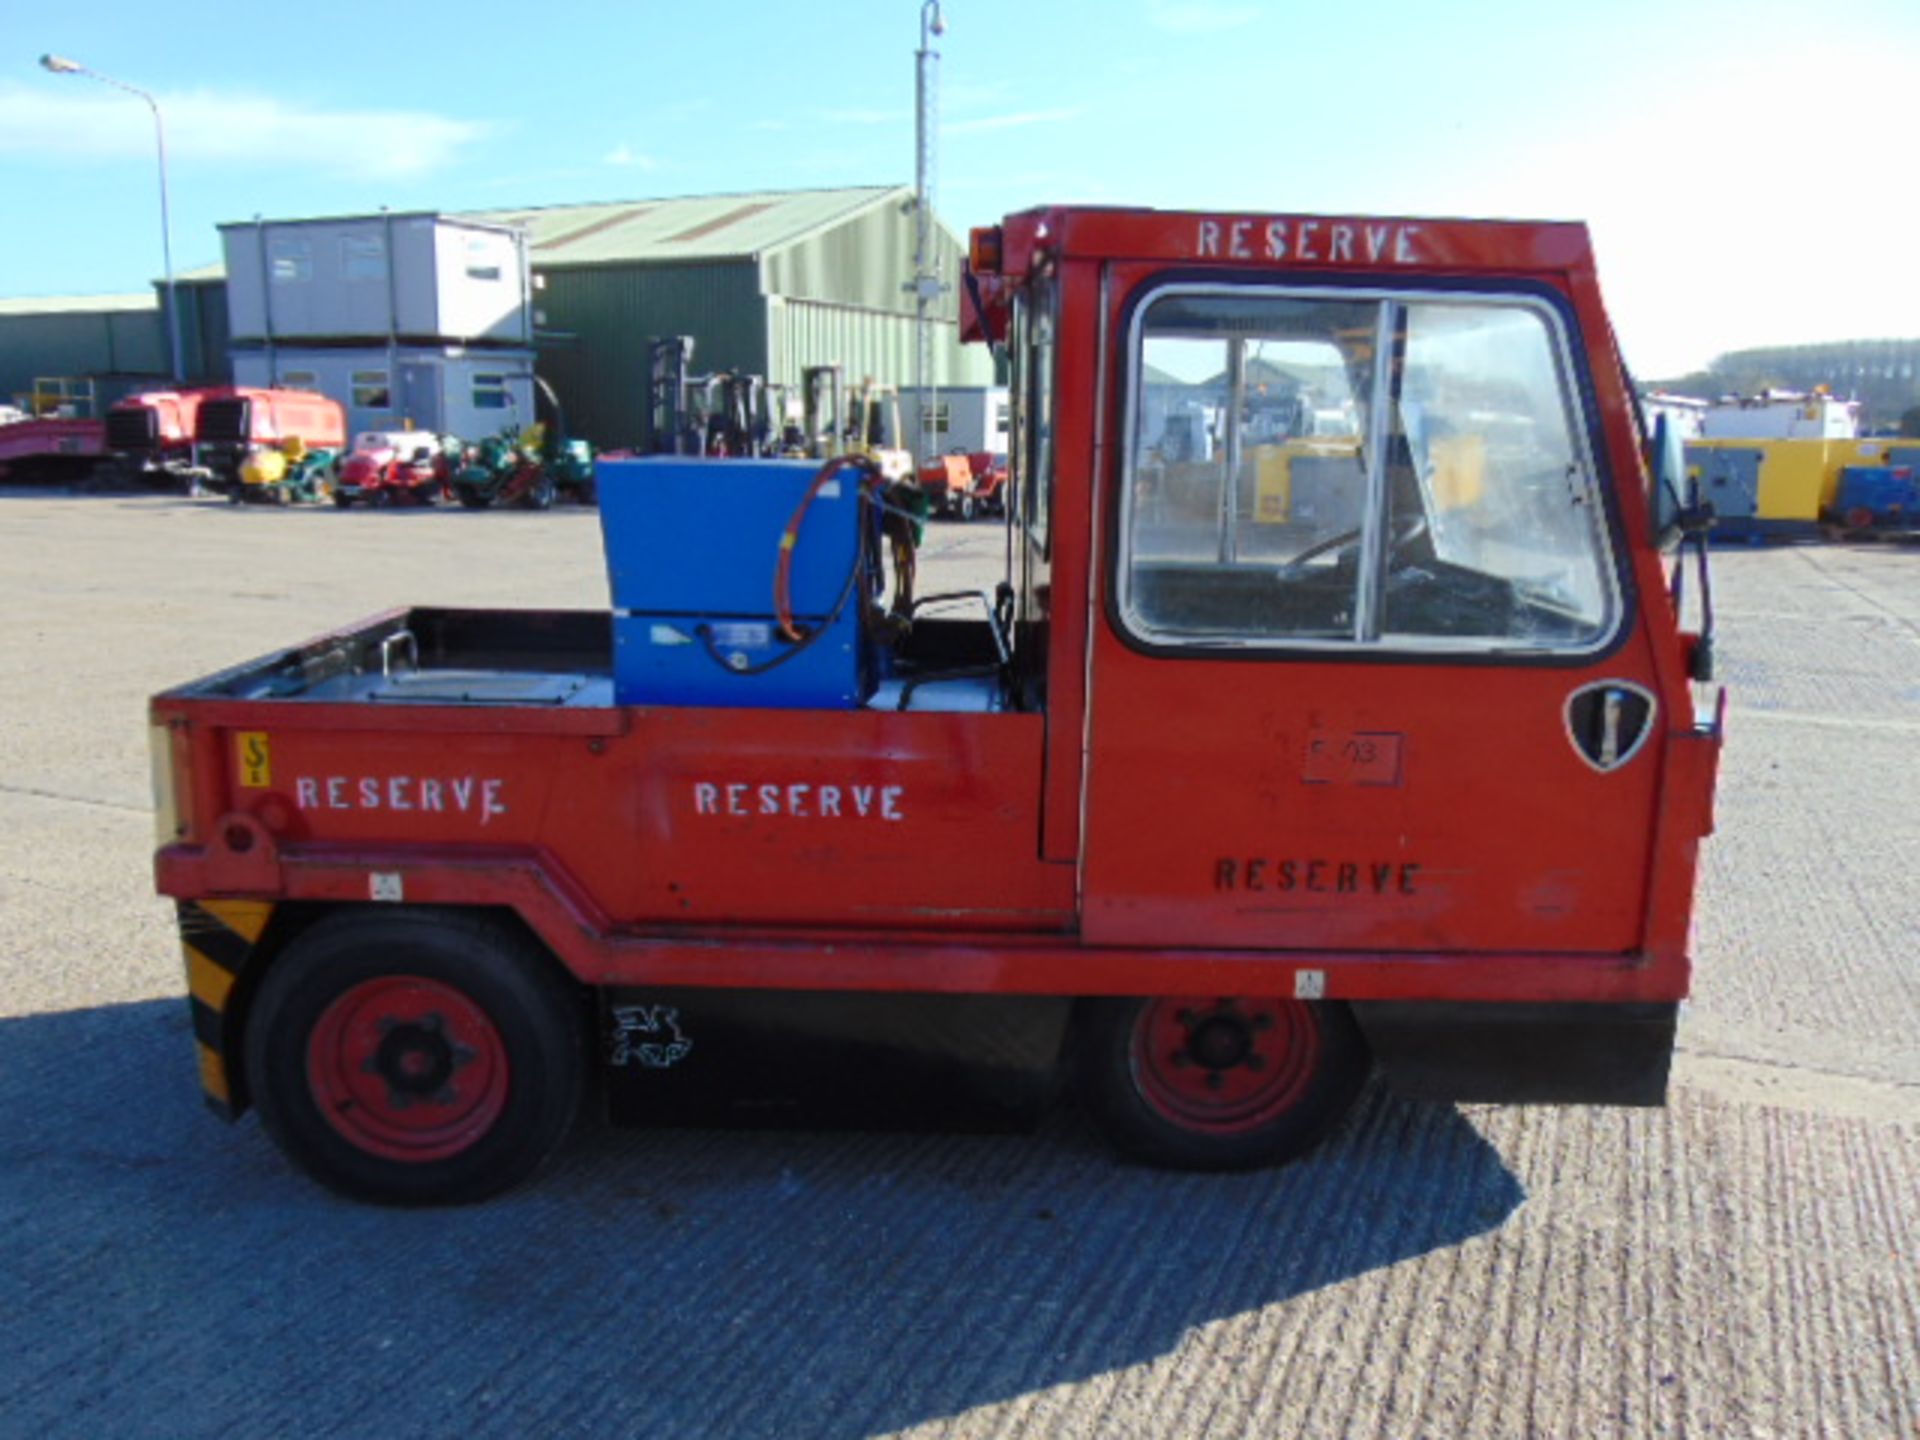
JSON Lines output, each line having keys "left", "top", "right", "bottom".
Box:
{"left": 910, "top": 1, "right": 947, "bottom": 466}
{"left": 40, "top": 53, "right": 185, "bottom": 384}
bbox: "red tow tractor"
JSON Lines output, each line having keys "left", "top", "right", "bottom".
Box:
{"left": 151, "top": 203, "right": 1722, "bottom": 1204}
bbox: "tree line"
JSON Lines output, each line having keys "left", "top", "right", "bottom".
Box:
{"left": 1654, "top": 338, "right": 1920, "bottom": 436}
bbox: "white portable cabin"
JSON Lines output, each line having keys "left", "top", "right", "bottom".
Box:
{"left": 234, "top": 346, "right": 535, "bottom": 441}
{"left": 222, "top": 214, "right": 533, "bottom": 347}
{"left": 1701, "top": 391, "right": 1859, "bottom": 440}
{"left": 899, "top": 385, "right": 1011, "bottom": 459}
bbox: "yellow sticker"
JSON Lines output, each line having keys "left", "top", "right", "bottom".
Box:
{"left": 237, "top": 731, "right": 271, "bottom": 789}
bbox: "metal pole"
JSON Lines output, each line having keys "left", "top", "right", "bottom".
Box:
{"left": 40, "top": 56, "right": 185, "bottom": 383}
{"left": 911, "top": 2, "right": 945, "bottom": 467}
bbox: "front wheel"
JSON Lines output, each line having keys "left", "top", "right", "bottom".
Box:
{"left": 244, "top": 908, "right": 587, "bottom": 1205}
{"left": 1076, "top": 996, "right": 1367, "bottom": 1170}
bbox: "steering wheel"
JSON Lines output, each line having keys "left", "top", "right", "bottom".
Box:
{"left": 1284, "top": 513, "right": 1429, "bottom": 571}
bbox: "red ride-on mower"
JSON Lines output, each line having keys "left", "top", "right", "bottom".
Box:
{"left": 919, "top": 449, "right": 1010, "bottom": 521}
{"left": 333, "top": 431, "right": 456, "bottom": 507}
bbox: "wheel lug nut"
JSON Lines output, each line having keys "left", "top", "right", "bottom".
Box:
{"left": 1205, "top": 1071, "right": 1225, "bottom": 1091}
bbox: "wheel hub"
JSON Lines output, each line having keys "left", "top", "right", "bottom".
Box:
{"left": 1133, "top": 996, "right": 1321, "bottom": 1135}
{"left": 308, "top": 977, "right": 511, "bottom": 1163}
{"left": 365, "top": 1013, "right": 476, "bottom": 1108}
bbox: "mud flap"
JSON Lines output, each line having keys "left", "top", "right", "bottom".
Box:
{"left": 1352, "top": 1001, "right": 1679, "bottom": 1106}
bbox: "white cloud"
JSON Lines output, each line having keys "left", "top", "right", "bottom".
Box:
{"left": 1145, "top": 1, "right": 1262, "bottom": 34}
{"left": 945, "top": 108, "right": 1083, "bottom": 137}
{"left": 0, "top": 82, "right": 487, "bottom": 178}
{"left": 603, "top": 143, "right": 656, "bottom": 170}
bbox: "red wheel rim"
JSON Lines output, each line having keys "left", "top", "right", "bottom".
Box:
{"left": 307, "top": 977, "right": 510, "bottom": 1163}
{"left": 1130, "top": 997, "right": 1321, "bottom": 1135}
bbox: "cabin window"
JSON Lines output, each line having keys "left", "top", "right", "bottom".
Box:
{"left": 472, "top": 374, "right": 513, "bottom": 410}
{"left": 1120, "top": 285, "right": 1620, "bottom": 655}
{"left": 341, "top": 237, "right": 386, "bottom": 282}
{"left": 268, "top": 239, "right": 312, "bottom": 284}
{"left": 351, "top": 370, "right": 392, "bottom": 409}
{"left": 278, "top": 370, "right": 318, "bottom": 392}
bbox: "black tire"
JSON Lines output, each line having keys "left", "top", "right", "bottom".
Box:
{"left": 1076, "top": 995, "right": 1367, "bottom": 1171}
{"left": 244, "top": 908, "right": 587, "bottom": 1206}
{"left": 332, "top": 492, "right": 354, "bottom": 508}
{"left": 523, "top": 474, "right": 556, "bottom": 511}
{"left": 959, "top": 493, "right": 978, "bottom": 522}
{"left": 574, "top": 476, "right": 597, "bottom": 506}
{"left": 456, "top": 488, "right": 492, "bottom": 510}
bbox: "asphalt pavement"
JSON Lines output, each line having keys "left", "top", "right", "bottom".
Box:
{"left": 0, "top": 489, "right": 1914, "bottom": 1437}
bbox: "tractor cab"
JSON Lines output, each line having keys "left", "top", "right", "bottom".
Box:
{"left": 966, "top": 206, "right": 1720, "bottom": 964}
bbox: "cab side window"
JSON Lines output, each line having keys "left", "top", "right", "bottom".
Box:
{"left": 1020, "top": 276, "right": 1056, "bottom": 554}
{"left": 1120, "top": 286, "right": 1619, "bottom": 654}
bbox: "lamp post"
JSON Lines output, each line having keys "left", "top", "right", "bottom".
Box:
{"left": 40, "top": 54, "right": 185, "bottom": 384}
{"left": 909, "top": 1, "right": 946, "bottom": 466}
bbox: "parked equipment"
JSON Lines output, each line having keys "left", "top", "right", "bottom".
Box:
{"left": 196, "top": 388, "right": 347, "bottom": 499}
{"left": 1825, "top": 463, "right": 1918, "bottom": 536}
{"left": 102, "top": 390, "right": 204, "bottom": 489}
{"left": 333, "top": 430, "right": 455, "bottom": 507}
{"left": 234, "top": 436, "right": 339, "bottom": 505}
{"left": 920, "top": 449, "right": 1009, "bottom": 520}
{"left": 151, "top": 202, "right": 1723, "bottom": 1206}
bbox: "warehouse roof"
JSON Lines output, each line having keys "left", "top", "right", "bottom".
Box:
{"left": 172, "top": 185, "right": 921, "bottom": 284}
{"left": 478, "top": 184, "right": 912, "bottom": 265}
{"left": 0, "top": 292, "right": 158, "bottom": 316}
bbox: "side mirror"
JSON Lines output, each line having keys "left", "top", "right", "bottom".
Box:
{"left": 1649, "top": 413, "right": 1688, "bottom": 551}
{"left": 1649, "top": 413, "right": 1713, "bottom": 551}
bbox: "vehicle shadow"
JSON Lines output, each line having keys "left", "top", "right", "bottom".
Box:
{"left": 0, "top": 999, "right": 1524, "bottom": 1438}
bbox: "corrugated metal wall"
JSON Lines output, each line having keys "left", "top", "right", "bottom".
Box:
{"left": 170, "top": 280, "right": 233, "bottom": 385}
{"left": 497, "top": 197, "right": 990, "bottom": 448}
{"left": 0, "top": 308, "right": 168, "bottom": 406}
{"left": 770, "top": 300, "right": 993, "bottom": 391}
{"left": 533, "top": 260, "right": 764, "bottom": 449}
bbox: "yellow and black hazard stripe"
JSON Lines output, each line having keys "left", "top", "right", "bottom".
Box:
{"left": 177, "top": 899, "right": 274, "bottom": 1118}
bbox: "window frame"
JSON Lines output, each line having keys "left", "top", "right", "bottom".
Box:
{"left": 1017, "top": 272, "right": 1058, "bottom": 557}
{"left": 1113, "top": 276, "right": 1632, "bottom": 664}
{"left": 350, "top": 369, "right": 393, "bottom": 410}
{"left": 472, "top": 373, "right": 513, "bottom": 411}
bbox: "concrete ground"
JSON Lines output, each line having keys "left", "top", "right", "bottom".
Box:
{"left": 0, "top": 489, "right": 1914, "bottom": 1438}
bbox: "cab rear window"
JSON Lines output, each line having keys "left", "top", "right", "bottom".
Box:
{"left": 1120, "top": 285, "right": 1620, "bottom": 654}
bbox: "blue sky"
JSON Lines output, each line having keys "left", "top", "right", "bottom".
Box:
{"left": 3, "top": 0, "right": 1917, "bottom": 375}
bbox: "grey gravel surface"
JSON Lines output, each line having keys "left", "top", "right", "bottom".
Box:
{"left": 0, "top": 490, "right": 1915, "bottom": 1438}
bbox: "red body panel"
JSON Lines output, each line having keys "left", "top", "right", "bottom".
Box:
{"left": 192, "top": 387, "right": 348, "bottom": 450}
{"left": 0, "top": 416, "right": 104, "bottom": 464}
{"left": 109, "top": 390, "right": 203, "bottom": 452}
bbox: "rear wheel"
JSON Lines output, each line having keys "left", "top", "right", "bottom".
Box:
{"left": 524, "top": 473, "right": 556, "bottom": 511}
{"left": 245, "top": 908, "right": 586, "bottom": 1206}
{"left": 1077, "top": 996, "right": 1367, "bottom": 1170}
{"left": 959, "top": 492, "right": 978, "bottom": 522}
{"left": 457, "top": 488, "right": 492, "bottom": 510}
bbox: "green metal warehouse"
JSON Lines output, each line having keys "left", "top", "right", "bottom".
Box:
{"left": 487, "top": 184, "right": 996, "bottom": 448}
{"left": 2, "top": 184, "right": 993, "bottom": 449}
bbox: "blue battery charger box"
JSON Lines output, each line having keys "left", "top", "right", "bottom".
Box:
{"left": 596, "top": 456, "right": 874, "bottom": 707}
